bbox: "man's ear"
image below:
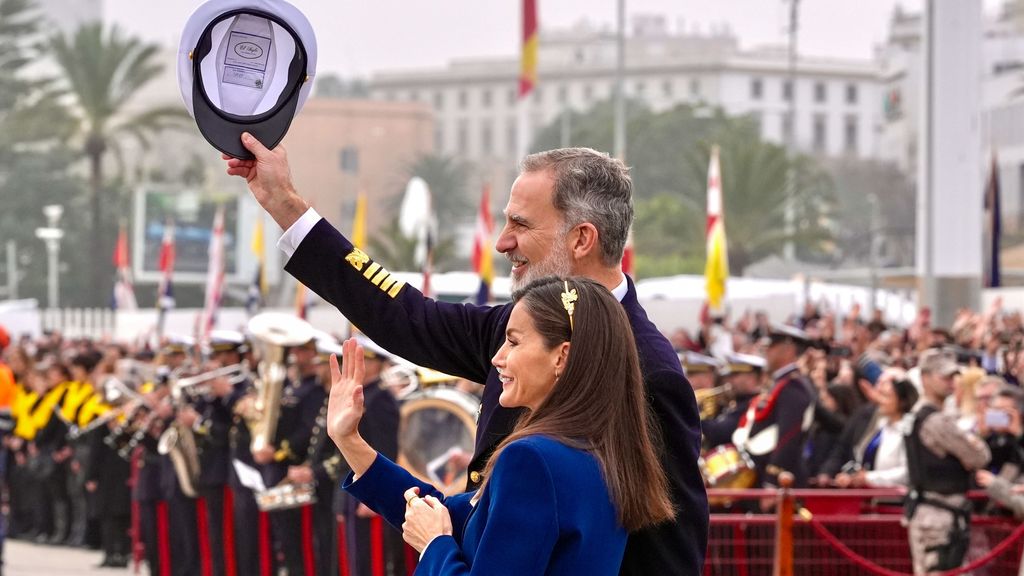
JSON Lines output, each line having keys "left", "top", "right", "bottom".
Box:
{"left": 571, "top": 223, "right": 600, "bottom": 259}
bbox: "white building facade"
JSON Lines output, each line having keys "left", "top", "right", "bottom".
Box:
{"left": 368, "top": 17, "right": 882, "bottom": 178}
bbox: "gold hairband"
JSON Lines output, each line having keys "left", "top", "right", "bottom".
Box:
{"left": 561, "top": 280, "right": 578, "bottom": 332}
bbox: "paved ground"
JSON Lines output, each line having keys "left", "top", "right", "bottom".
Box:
{"left": 4, "top": 540, "right": 138, "bottom": 576}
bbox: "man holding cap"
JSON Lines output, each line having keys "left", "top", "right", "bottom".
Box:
{"left": 905, "top": 350, "right": 990, "bottom": 574}
{"left": 223, "top": 137, "right": 708, "bottom": 574}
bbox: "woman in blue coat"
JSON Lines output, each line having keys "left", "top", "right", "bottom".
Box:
{"left": 327, "top": 276, "right": 675, "bottom": 575}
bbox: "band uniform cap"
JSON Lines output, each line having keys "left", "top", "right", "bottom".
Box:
{"left": 207, "top": 329, "right": 248, "bottom": 354}
{"left": 178, "top": 0, "right": 317, "bottom": 159}
{"left": 722, "top": 352, "right": 767, "bottom": 376}
{"left": 766, "top": 323, "right": 811, "bottom": 346}
{"left": 314, "top": 333, "right": 343, "bottom": 360}
{"left": 353, "top": 335, "right": 390, "bottom": 361}
{"left": 919, "top": 348, "right": 960, "bottom": 377}
{"left": 680, "top": 351, "right": 722, "bottom": 375}
{"left": 163, "top": 334, "right": 196, "bottom": 355}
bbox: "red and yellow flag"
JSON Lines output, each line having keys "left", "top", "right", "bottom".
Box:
{"left": 519, "top": 0, "right": 538, "bottom": 99}
{"left": 704, "top": 145, "right": 729, "bottom": 313}
{"left": 472, "top": 185, "right": 494, "bottom": 305}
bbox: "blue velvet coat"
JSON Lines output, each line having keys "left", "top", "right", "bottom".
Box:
{"left": 345, "top": 435, "right": 626, "bottom": 575}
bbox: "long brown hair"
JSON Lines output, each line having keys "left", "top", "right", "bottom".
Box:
{"left": 480, "top": 276, "right": 674, "bottom": 531}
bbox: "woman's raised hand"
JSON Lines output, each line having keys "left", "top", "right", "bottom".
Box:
{"left": 327, "top": 338, "right": 366, "bottom": 445}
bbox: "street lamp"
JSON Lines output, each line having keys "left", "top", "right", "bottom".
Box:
{"left": 35, "top": 204, "right": 64, "bottom": 309}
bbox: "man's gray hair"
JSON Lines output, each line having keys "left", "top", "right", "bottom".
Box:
{"left": 520, "top": 147, "right": 634, "bottom": 267}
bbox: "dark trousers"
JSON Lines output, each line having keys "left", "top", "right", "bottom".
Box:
{"left": 169, "top": 493, "right": 199, "bottom": 576}
{"left": 230, "top": 482, "right": 260, "bottom": 576}
{"left": 270, "top": 507, "right": 306, "bottom": 576}
{"left": 199, "top": 486, "right": 227, "bottom": 576}
{"left": 314, "top": 499, "right": 338, "bottom": 576}
{"left": 137, "top": 500, "right": 161, "bottom": 574}
{"left": 101, "top": 513, "right": 130, "bottom": 561}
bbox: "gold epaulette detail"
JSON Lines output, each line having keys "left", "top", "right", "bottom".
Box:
{"left": 344, "top": 247, "right": 405, "bottom": 299}
{"left": 274, "top": 440, "right": 294, "bottom": 462}
{"left": 345, "top": 248, "right": 370, "bottom": 271}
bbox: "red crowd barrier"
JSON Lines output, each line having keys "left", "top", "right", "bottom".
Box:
{"left": 705, "top": 487, "right": 1024, "bottom": 576}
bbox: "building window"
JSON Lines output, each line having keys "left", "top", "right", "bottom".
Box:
{"left": 782, "top": 80, "right": 793, "bottom": 101}
{"left": 813, "top": 114, "right": 827, "bottom": 152}
{"left": 508, "top": 87, "right": 517, "bottom": 106}
{"left": 533, "top": 87, "right": 543, "bottom": 105}
{"left": 846, "top": 84, "right": 858, "bottom": 105}
{"left": 662, "top": 79, "right": 673, "bottom": 98}
{"left": 634, "top": 81, "right": 646, "bottom": 96}
{"left": 434, "top": 91, "right": 444, "bottom": 109}
{"left": 481, "top": 120, "right": 493, "bottom": 156}
{"left": 434, "top": 127, "right": 444, "bottom": 152}
{"left": 750, "top": 78, "right": 763, "bottom": 100}
{"left": 481, "top": 89, "right": 492, "bottom": 108}
{"left": 583, "top": 84, "right": 594, "bottom": 101}
{"left": 690, "top": 78, "right": 701, "bottom": 98}
{"left": 458, "top": 90, "right": 468, "bottom": 109}
{"left": 457, "top": 120, "right": 469, "bottom": 155}
{"left": 558, "top": 85, "right": 568, "bottom": 105}
{"left": 383, "top": 91, "right": 394, "bottom": 101}
{"left": 814, "top": 82, "right": 827, "bottom": 103}
{"left": 844, "top": 115, "right": 858, "bottom": 154}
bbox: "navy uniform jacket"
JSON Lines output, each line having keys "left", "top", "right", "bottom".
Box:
{"left": 703, "top": 393, "right": 757, "bottom": 450}
{"left": 743, "top": 366, "right": 814, "bottom": 488}
{"left": 194, "top": 395, "right": 233, "bottom": 488}
{"left": 346, "top": 436, "right": 627, "bottom": 576}
{"left": 261, "top": 374, "right": 325, "bottom": 488}
{"left": 286, "top": 219, "right": 708, "bottom": 574}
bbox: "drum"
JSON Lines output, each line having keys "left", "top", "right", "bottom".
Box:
{"left": 699, "top": 444, "right": 756, "bottom": 489}
{"left": 256, "top": 482, "right": 317, "bottom": 512}
{"left": 397, "top": 387, "right": 480, "bottom": 493}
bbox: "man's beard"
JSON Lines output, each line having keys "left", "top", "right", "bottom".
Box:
{"left": 509, "top": 238, "right": 573, "bottom": 292}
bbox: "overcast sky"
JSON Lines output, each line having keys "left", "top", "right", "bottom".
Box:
{"left": 107, "top": 0, "right": 1005, "bottom": 77}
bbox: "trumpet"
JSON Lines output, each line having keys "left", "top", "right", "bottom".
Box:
{"left": 171, "top": 363, "right": 250, "bottom": 402}
{"left": 70, "top": 376, "right": 144, "bottom": 442}
{"left": 695, "top": 384, "right": 733, "bottom": 420}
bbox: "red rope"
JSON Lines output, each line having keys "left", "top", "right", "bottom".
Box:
{"left": 197, "top": 497, "right": 212, "bottom": 576}
{"left": 223, "top": 487, "right": 236, "bottom": 576}
{"left": 337, "top": 518, "right": 350, "bottom": 576}
{"left": 370, "top": 516, "right": 385, "bottom": 576}
{"left": 807, "top": 517, "right": 1024, "bottom": 576}
{"left": 156, "top": 501, "right": 172, "bottom": 576}
{"left": 258, "top": 511, "right": 272, "bottom": 576}
{"left": 301, "top": 506, "right": 316, "bottom": 576}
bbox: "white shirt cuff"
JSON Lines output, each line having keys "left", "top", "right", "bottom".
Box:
{"left": 276, "top": 207, "right": 322, "bottom": 261}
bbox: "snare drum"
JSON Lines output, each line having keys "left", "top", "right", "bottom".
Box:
{"left": 699, "top": 444, "right": 756, "bottom": 489}
{"left": 397, "top": 387, "right": 480, "bottom": 492}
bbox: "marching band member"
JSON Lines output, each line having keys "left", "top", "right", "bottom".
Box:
{"left": 703, "top": 353, "right": 766, "bottom": 449}
{"left": 732, "top": 325, "right": 816, "bottom": 488}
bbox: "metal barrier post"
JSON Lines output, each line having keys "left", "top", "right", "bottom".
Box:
{"left": 773, "top": 472, "right": 795, "bottom": 576}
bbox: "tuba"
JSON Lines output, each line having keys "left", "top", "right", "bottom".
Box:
{"left": 244, "top": 312, "right": 316, "bottom": 455}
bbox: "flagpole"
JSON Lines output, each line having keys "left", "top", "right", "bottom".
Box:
{"left": 614, "top": 0, "right": 626, "bottom": 162}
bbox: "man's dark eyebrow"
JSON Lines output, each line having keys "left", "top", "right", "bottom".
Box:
{"left": 505, "top": 213, "right": 529, "bottom": 227}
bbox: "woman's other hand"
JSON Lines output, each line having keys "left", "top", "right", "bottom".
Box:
{"left": 402, "top": 495, "right": 453, "bottom": 553}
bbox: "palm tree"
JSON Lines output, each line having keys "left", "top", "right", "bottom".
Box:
{"left": 680, "top": 118, "right": 837, "bottom": 275}
{"left": 49, "top": 23, "right": 186, "bottom": 302}
{"left": 403, "top": 154, "right": 472, "bottom": 225}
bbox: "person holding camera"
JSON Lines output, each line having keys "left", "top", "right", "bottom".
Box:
{"left": 977, "top": 383, "right": 1024, "bottom": 476}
